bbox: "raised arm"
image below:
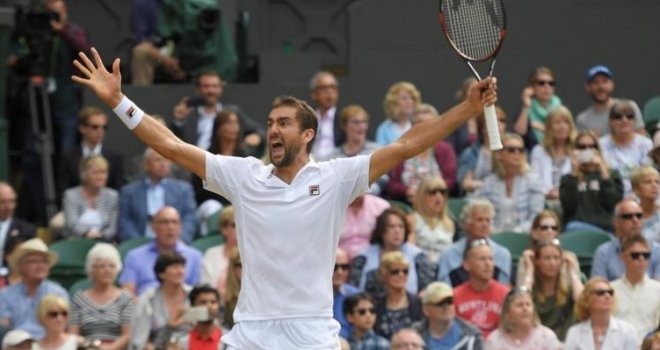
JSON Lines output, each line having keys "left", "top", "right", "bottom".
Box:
{"left": 369, "top": 78, "right": 497, "bottom": 184}
{"left": 71, "top": 48, "right": 206, "bottom": 179}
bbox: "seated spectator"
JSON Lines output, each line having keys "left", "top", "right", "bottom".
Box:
{"left": 69, "top": 243, "right": 133, "bottom": 347}
{"left": 373, "top": 252, "right": 424, "bottom": 340}
{"left": 389, "top": 328, "right": 425, "bottom": 350}
{"left": 223, "top": 248, "right": 241, "bottom": 329}
{"left": 631, "top": 166, "right": 660, "bottom": 243}
{"left": 387, "top": 104, "right": 457, "bottom": 202}
{"left": 437, "top": 199, "right": 512, "bottom": 287}
{"left": 642, "top": 329, "right": 660, "bottom": 350}
{"left": 529, "top": 105, "right": 577, "bottom": 209}
{"left": 475, "top": 133, "right": 544, "bottom": 233}
{"left": 408, "top": 176, "right": 455, "bottom": 262}
{"left": 0, "top": 182, "right": 36, "bottom": 270}
{"left": 518, "top": 238, "right": 583, "bottom": 340}
{"left": 34, "top": 295, "right": 82, "bottom": 350}
{"left": 561, "top": 131, "right": 623, "bottom": 233}
{"left": 412, "top": 282, "right": 483, "bottom": 350}
{"left": 592, "top": 199, "right": 660, "bottom": 280}
{"left": 130, "top": 253, "right": 192, "bottom": 350}
{"left": 485, "top": 287, "right": 562, "bottom": 350}
{"left": 118, "top": 148, "right": 197, "bottom": 243}
{"left": 611, "top": 235, "right": 660, "bottom": 344}
{"left": 166, "top": 285, "right": 223, "bottom": 350}
{"left": 453, "top": 239, "right": 510, "bottom": 337}
{"left": 57, "top": 107, "right": 124, "bottom": 197}
{"left": 513, "top": 66, "right": 563, "bottom": 147}
{"left": 344, "top": 293, "right": 390, "bottom": 350}
{"left": 340, "top": 194, "right": 390, "bottom": 260}
{"left": 325, "top": 105, "right": 379, "bottom": 161}
{"left": 599, "top": 99, "right": 653, "bottom": 195}
{"left": 1, "top": 329, "right": 35, "bottom": 350}
{"left": 376, "top": 82, "right": 420, "bottom": 146}
{"left": 62, "top": 155, "right": 118, "bottom": 241}
{"left": 457, "top": 106, "right": 507, "bottom": 195}
{"left": 350, "top": 208, "right": 435, "bottom": 298}
{"left": 120, "top": 206, "right": 202, "bottom": 295}
{"left": 200, "top": 206, "right": 237, "bottom": 295}
{"left": 564, "top": 277, "right": 637, "bottom": 350}
{"left": 0, "top": 238, "right": 68, "bottom": 338}
{"left": 334, "top": 248, "right": 360, "bottom": 339}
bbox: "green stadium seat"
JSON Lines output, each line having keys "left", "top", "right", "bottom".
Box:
{"left": 388, "top": 200, "right": 413, "bottom": 214}
{"left": 191, "top": 235, "right": 223, "bottom": 253}
{"left": 447, "top": 198, "right": 467, "bottom": 221}
{"left": 206, "top": 209, "right": 222, "bottom": 236}
{"left": 643, "top": 95, "right": 660, "bottom": 135}
{"left": 118, "top": 237, "right": 152, "bottom": 260}
{"left": 559, "top": 230, "right": 612, "bottom": 274}
{"left": 49, "top": 239, "right": 98, "bottom": 289}
{"left": 490, "top": 232, "right": 529, "bottom": 264}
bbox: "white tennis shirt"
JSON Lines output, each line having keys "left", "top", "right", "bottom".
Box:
{"left": 204, "top": 152, "right": 371, "bottom": 321}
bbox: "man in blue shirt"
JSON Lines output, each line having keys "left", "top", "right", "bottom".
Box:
{"left": 592, "top": 199, "right": 660, "bottom": 280}
{"left": 0, "top": 238, "right": 68, "bottom": 339}
{"left": 120, "top": 206, "right": 202, "bottom": 295}
{"left": 437, "top": 199, "right": 512, "bottom": 287}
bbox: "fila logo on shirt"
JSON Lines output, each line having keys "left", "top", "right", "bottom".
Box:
{"left": 309, "top": 184, "right": 320, "bottom": 196}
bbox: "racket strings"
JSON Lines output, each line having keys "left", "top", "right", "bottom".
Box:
{"left": 442, "top": 0, "right": 504, "bottom": 61}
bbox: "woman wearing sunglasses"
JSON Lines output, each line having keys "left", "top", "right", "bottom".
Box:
{"left": 485, "top": 287, "right": 562, "bottom": 350}
{"left": 560, "top": 130, "right": 624, "bottom": 233}
{"left": 564, "top": 277, "right": 637, "bottom": 350}
{"left": 631, "top": 166, "right": 660, "bottom": 244}
{"left": 475, "top": 133, "right": 544, "bottom": 233}
{"left": 409, "top": 176, "right": 455, "bottom": 263}
{"left": 517, "top": 231, "right": 584, "bottom": 341}
{"left": 35, "top": 295, "right": 83, "bottom": 350}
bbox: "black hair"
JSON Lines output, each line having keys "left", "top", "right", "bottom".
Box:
{"left": 342, "top": 292, "right": 374, "bottom": 317}
{"left": 189, "top": 284, "right": 221, "bottom": 305}
{"left": 154, "top": 253, "right": 186, "bottom": 283}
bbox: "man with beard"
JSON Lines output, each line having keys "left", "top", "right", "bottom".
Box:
{"left": 575, "top": 65, "right": 645, "bottom": 137}
{"left": 71, "top": 48, "right": 497, "bottom": 350}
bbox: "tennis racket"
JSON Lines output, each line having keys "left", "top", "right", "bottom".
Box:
{"left": 439, "top": 0, "right": 506, "bottom": 150}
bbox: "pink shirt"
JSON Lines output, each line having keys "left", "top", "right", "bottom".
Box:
{"left": 454, "top": 280, "right": 510, "bottom": 338}
{"left": 485, "top": 325, "right": 562, "bottom": 350}
{"left": 339, "top": 194, "right": 390, "bottom": 259}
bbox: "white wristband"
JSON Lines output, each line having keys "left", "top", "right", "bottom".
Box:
{"left": 112, "top": 96, "right": 144, "bottom": 130}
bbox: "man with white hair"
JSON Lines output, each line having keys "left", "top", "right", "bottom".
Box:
{"left": 309, "top": 71, "right": 344, "bottom": 159}
{"left": 390, "top": 328, "right": 425, "bottom": 350}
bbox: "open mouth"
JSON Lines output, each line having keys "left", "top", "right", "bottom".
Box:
{"left": 271, "top": 141, "right": 284, "bottom": 157}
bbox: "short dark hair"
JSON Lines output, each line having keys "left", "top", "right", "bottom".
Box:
{"left": 77, "top": 106, "right": 106, "bottom": 125}
{"left": 154, "top": 253, "right": 186, "bottom": 283}
{"left": 189, "top": 284, "right": 221, "bottom": 305}
{"left": 342, "top": 292, "right": 374, "bottom": 317}
{"left": 195, "top": 71, "right": 222, "bottom": 86}
{"left": 621, "top": 234, "right": 649, "bottom": 252}
{"left": 271, "top": 95, "right": 318, "bottom": 153}
{"left": 369, "top": 207, "right": 410, "bottom": 246}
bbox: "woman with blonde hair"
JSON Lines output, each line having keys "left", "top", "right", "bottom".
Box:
{"left": 63, "top": 155, "right": 119, "bottom": 241}
{"left": 530, "top": 105, "right": 577, "bottom": 203}
{"left": 35, "top": 295, "right": 83, "bottom": 350}
{"left": 201, "top": 206, "right": 238, "bottom": 297}
{"left": 564, "top": 277, "right": 637, "bottom": 350}
{"left": 485, "top": 287, "right": 562, "bottom": 349}
{"left": 476, "top": 133, "right": 544, "bottom": 232}
{"left": 223, "top": 247, "right": 242, "bottom": 329}
{"left": 631, "top": 165, "right": 660, "bottom": 243}
{"left": 409, "top": 176, "right": 455, "bottom": 262}
{"left": 375, "top": 82, "right": 421, "bottom": 146}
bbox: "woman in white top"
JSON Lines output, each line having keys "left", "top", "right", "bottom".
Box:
{"left": 529, "top": 105, "right": 576, "bottom": 206}
{"left": 200, "top": 206, "right": 238, "bottom": 298}
{"left": 408, "top": 176, "right": 455, "bottom": 262}
{"left": 485, "top": 287, "right": 562, "bottom": 350}
{"left": 631, "top": 165, "right": 660, "bottom": 243}
{"left": 564, "top": 277, "right": 638, "bottom": 350}
{"left": 62, "top": 155, "right": 119, "bottom": 241}
{"left": 35, "top": 295, "right": 83, "bottom": 350}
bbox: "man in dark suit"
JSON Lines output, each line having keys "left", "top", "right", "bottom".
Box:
{"left": 56, "top": 106, "right": 125, "bottom": 197}
{"left": 0, "top": 182, "right": 36, "bottom": 269}
{"left": 170, "top": 71, "right": 263, "bottom": 151}
{"left": 309, "top": 71, "right": 345, "bottom": 160}
{"left": 118, "top": 148, "right": 197, "bottom": 243}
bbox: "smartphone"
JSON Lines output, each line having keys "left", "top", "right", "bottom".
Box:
{"left": 576, "top": 149, "right": 595, "bottom": 163}
{"left": 182, "top": 306, "right": 210, "bottom": 322}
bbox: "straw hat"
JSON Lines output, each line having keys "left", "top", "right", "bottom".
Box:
{"left": 8, "top": 238, "right": 58, "bottom": 271}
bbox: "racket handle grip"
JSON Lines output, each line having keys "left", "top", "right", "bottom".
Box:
{"left": 484, "top": 104, "right": 503, "bottom": 150}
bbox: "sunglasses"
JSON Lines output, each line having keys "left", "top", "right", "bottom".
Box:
{"left": 354, "top": 307, "right": 376, "bottom": 316}
{"left": 575, "top": 143, "right": 598, "bottom": 150}
{"left": 47, "top": 310, "right": 68, "bottom": 318}
{"left": 591, "top": 288, "right": 614, "bottom": 297}
{"left": 618, "top": 212, "right": 643, "bottom": 220}
{"left": 630, "top": 251, "right": 651, "bottom": 260}
{"left": 431, "top": 297, "right": 454, "bottom": 307}
{"left": 469, "top": 238, "right": 489, "bottom": 249}
{"left": 611, "top": 113, "right": 635, "bottom": 121}
{"left": 334, "top": 263, "right": 350, "bottom": 272}
{"left": 426, "top": 188, "right": 448, "bottom": 196}
{"left": 536, "top": 225, "right": 559, "bottom": 231}
{"left": 86, "top": 123, "right": 108, "bottom": 130}
{"left": 503, "top": 146, "right": 525, "bottom": 154}
{"left": 389, "top": 268, "right": 409, "bottom": 276}
{"left": 221, "top": 222, "right": 236, "bottom": 228}
{"left": 535, "top": 80, "right": 556, "bottom": 87}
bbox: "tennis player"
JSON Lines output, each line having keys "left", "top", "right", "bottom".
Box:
{"left": 72, "top": 48, "right": 497, "bottom": 349}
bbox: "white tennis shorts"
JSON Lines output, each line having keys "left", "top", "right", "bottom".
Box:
{"left": 221, "top": 317, "right": 341, "bottom": 350}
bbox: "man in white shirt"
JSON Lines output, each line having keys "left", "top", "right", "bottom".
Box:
{"left": 309, "top": 71, "right": 344, "bottom": 160}
{"left": 72, "top": 48, "right": 497, "bottom": 349}
{"left": 611, "top": 234, "right": 660, "bottom": 344}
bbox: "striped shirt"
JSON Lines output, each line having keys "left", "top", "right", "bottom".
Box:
{"left": 69, "top": 290, "right": 134, "bottom": 341}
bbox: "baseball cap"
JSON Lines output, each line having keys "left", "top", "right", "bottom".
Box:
{"left": 586, "top": 65, "right": 613, "bottom": 82}
{"left": 1, "top": 330, "right": 35, "bottom": 348}
{"left": 421, "top": 282, "right": 453, "bottom": 304}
